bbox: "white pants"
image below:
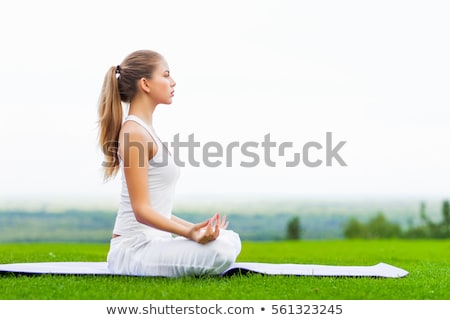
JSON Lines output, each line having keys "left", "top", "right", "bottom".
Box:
{"left": 107, "top": 229, "right": 241, "bottom": 277}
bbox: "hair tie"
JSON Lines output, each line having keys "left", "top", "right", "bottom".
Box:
{"left": 115, "top": 65, "right": 121, "bottom": 79}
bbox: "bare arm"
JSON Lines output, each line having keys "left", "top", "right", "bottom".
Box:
{"left": 172, "top": 213, "right": 229, "bottom": 229}
{"left": 171, "top": 215, "right": 193, "bottom": 228}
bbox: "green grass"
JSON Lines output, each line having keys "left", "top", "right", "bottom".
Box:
{"left": 0, "top": 240, "right": 449, "bottom": 300}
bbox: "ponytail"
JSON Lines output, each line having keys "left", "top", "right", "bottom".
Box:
{"left": 97, "top": 50, "right": 163, "bottom": 181}
{"left": 98, "top": 66, "right": 123, "bottom": 181}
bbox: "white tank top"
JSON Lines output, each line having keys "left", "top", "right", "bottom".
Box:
{"left": 112, "top": 115, "right": 180, "bottom": 239}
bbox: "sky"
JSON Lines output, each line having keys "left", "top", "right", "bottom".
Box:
{"left": 0, "top": 0, "right": 449, "bottom": 208}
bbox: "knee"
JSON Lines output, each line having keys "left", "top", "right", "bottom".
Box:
{"left": 209, "top": 238, "right": 241, "bottom": 271}
{"left": 211, "top": 248, "right": 237, "bottom": 271}
{"left": 220, "top": 230, "right": 242, "bottom": 256}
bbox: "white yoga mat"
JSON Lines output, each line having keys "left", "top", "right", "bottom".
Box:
{"left": 0, "top": 261, "right": 408, "bottom": 278}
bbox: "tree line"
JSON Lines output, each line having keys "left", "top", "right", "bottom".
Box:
{"left": 342, "top": 200, "right": 450, "bottom": 239}
{"left": 285, "top": 200, "right": 450, "bottom": 240}
{"left": 1, "top": 200, "right": 448, "bottom": 242}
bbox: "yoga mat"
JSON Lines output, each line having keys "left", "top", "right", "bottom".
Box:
{"left": 0, "top": 261, "right": 408, "bottom": 278}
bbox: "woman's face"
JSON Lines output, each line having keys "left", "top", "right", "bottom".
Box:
{"left": 147, "top": 59, "right": 176, "bottom": 105}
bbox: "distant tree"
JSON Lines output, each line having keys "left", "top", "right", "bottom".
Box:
{"left": 443, "top": 201, "right": 450, "bottom": 223}
{"left": 343, "top": 217, "right": 367, "bottom": 238}
{"left": 416, "top": 201, "right": 438, "bottom": 237}
{"left": 343, "top": 213, "right": 401, "bottom": 239}
{"left": 402, "top": 225, "right": 428, "bottom": 239}
{"left": 441, "top": 200, "right": 450, "bottom": 237}
{"left": 366, "top": 212, "right": 401, "bottom": 238}
{"left": 442, "top": 200, "right": 450, "bottom": 225}
{"left": 419, "top": 201, "right": 427, "bottom": 221}
{"left": 419, "top": 201, "right": 435, "bottom": 227}
{"left": 286, "top": 216, "right": 301, "bottom": 240}
{"left": 402, "top": 200, "right": 450, "bottom": 239}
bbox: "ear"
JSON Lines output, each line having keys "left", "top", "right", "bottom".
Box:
{"left": 138, "top": 78, "right": 151, "bottom": 94}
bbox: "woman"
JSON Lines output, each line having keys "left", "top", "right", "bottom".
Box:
{"left": 98, "top": 50, "right": 241, "bottom": 277}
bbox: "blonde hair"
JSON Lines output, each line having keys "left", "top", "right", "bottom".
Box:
{"left": 97, "top": 50, "right": 163, "bottom": 181}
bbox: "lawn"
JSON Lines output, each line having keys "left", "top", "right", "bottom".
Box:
{"left": 0, "top": 240, "right": 448, "bottom": 299}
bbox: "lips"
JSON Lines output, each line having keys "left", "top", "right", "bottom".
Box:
{"left": 170, "top": 91, "right": 175, "bottom": 96}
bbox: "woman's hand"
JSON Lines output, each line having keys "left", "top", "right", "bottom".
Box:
{"left": 203, "top": 213, "right": 229, "bottom": 230}
{"left": 188, "top": 213, "right": 227, "bottom": 244}
{"left": 216, "top": 213, "right": 229, "bottom": 230}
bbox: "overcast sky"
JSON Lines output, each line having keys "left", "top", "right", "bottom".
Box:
{"left": 0, "top": 0, "right": 449, "bottom": 207}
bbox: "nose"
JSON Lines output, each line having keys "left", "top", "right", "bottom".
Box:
{"left": 171, "top": 78, "right": 176, "bottom": 87}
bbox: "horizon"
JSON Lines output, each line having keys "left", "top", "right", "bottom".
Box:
{"left": 1, "top": 191, "right": 446, "bottom": 214}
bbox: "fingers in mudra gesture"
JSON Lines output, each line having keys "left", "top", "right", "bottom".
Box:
{"left": 190, "top": 213, "right": 228, "bottom": 244}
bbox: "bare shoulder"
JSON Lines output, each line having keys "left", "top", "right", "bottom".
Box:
{"left": 120, "top": 120, "right": 148, "bottom": 139}
{"left": 118, "top": 121, "right": 157, "bottom": 158}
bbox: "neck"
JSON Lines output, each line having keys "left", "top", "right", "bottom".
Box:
{"left": 128, "top": 96, "right": 157, "bottom": 127}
